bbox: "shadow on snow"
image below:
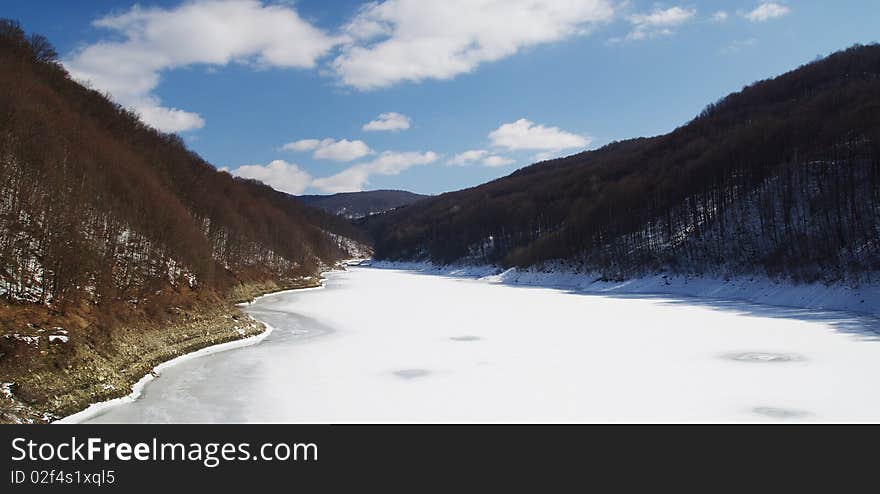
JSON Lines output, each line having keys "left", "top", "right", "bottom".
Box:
{"left": 368, "top": 266, "right": 880, "bottom": 342}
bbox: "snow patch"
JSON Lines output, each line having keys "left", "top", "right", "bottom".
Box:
{"left": 5, "top": 334, "right": 39, "bottom": 346}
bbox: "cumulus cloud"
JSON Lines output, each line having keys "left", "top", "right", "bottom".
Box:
{"left": 448, "top": 149, "right": 514, "bottom": 167}
{"left": 136, "top": 105, "right": 206, "bottom": 133}
{"left": 230, "top": 144, "right": 439, "bottom": 194}
{"left": 613, "top": 5, "right": 696, "bottom": 42}
{"left": 362, "top": 112, "right": 412, "bottom": 131}
{"left": 228, "top": 160, "right": 312, "bottom": 195}
{"left": 311, "top": 151, "right": 438, "bottom": 192}
{"left": 448, "top": 149, "right": 488, "bottom": 166}
{"left": 65, "top": 0, "right": 338, "bottom": 132}
{"left": 283, "top": 139, "right": 322, "bottom": 152}
{"left": 282, "top": 138, "right": 373, "bottom": 162}
{"left": 482, "top": 155, "right": 516, "bottom": 167}
{"left": 489, "top": 119, "right": 590, "bottom": 152}
{"left": 309, "top": 167, "right": 371, "bottom": 194}
{"left": 228, "top": 150, "right": 436, "bottom": 194}
{"left": 743, "top": 2, "right": 791, "bottom": 22}
{"left": 332, "top": 0, "right": 615, "bottom": 90}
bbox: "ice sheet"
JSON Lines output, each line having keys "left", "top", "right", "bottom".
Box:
{"left": 77, "top": 267, "right": 880, "bottom": 423}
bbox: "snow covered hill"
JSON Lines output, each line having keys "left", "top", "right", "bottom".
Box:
{"left": 367, "top": 45, "right": 880, "bottom": 286}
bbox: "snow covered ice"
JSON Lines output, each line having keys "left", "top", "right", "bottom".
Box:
{"left": 78, "top": 267, "right": 880, "bottom": 423}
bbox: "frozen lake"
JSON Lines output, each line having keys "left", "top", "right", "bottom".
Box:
{"left": 81, "top": 267, "right": 880, "bottom": 423}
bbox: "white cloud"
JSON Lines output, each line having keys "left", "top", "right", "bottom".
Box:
{"left": 743, "top": 3, "right": 791, "bottom": 22}
{"left": 313, "top": 139, "right": 373, "bottom": 161}
{"left": 230, "top": 149, "right": 438, "bottom": 195}
{"left": 283, "top": 139, "right": 322, "bottom": 152}
{"left": 309, "top": 167, "right": 371, "bottom": 194}
{"left": 333, "top": 0, "right": 615, "bottom": 90}
{"left": 228, "top": 160, "right": 312, "bottom": 195}
{"left": 533, "top": 150, "right": 572, "bottom": 161}
{"left": 482, "top": 155, "right": 516, "bottom": 167}
{"left": 136, "top": 105, "right": 206, "bottom": 133}
{"left": 448, "top": 149, "right": 489, "bottom": 166}
{"left": 282, "top": 138, "right": 373, "bottom": 162}
{"left": 311, "top": 151, "right": 438, "bottom": 192}
{"left": 360, "top": 151, "right": 439, "bottom": 176}
{"left": 65, "top": 0, "right": 338, "bottom": 132}
{"left": 448, "top": 149, "right": 514, "bottom": 167}
{"left": 489, "top": 119, "right": 590, "bottom": 152}
{"left": 710, "top": 11, "right": 729, "bottom": 23}
{"left": 614, "top": 6, "right": 696, "bottom": 42}
{"left": 362, "top": 112, "right": 412, "bottom": 131}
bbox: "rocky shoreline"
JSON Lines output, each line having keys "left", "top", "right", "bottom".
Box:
{"left": 0, "top": 277, "right": 322, "bottom": 424}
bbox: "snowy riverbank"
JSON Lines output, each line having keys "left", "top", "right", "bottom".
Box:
{"left": 55, "top": 280, "right": 331, "bottom": 424}
{"left": 371, "top": 261, "right": 880, "bottom": 318}
{"left": 56, "top": 321, "right": 276, "bottom": 424}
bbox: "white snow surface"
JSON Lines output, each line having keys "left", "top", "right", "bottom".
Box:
{"left": 372, "top": 261, "right": 880, "bottom": 317}
{"left": 71, "top": 265, "right": 880, "bottom": 423}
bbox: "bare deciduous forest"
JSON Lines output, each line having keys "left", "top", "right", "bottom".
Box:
{"left": 366, "top": 44, "right": 880, "bottom": 284}
{"left": 0, "top": 19, "right": 367, "bottom": 307}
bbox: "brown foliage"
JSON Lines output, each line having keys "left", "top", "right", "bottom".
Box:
{"left": 0, "top": 19, "right": 367, "bottom": 306}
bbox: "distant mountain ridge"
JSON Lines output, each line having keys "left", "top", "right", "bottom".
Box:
{"left": 299, "top": 190, "right": 429, "bottom": 219}
{"left": 366, "top": 44, "right": 880, "bottom": 284}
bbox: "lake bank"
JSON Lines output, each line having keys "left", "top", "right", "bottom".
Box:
{"left": 0, "top": 276, "right": 324, "bottom": 424}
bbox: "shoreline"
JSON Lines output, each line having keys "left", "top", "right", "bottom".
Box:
{"left": 55, "top": 276, "right": 334, "bottom": 424}
{"left": 55, "top": 321, "right": 277, "bottom": 424}
{"left": 370, "top": 261, "right": 880, "bottom": 320}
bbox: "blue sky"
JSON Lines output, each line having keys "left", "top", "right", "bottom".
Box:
{"left": 5, "top": 1, "right": 879, "bottom": 195}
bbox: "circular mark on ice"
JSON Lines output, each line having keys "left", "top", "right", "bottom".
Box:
{"left": 393, "top": 369, "right": 431, "bottom": 379}
{"left": 450, "top": 335, "right": 482, "bottom": 342}
{"left": 722, "top": 352, "right": 805, "bottom": 364}
{"left": 752, "top": 406, "right": 811, "bottom": 419}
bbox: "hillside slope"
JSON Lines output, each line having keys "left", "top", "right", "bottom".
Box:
{"left": 299, "top": 190, "right": 429, "bottom": 219}
{"left": 367, "top": 44, "right": 880, "bottom": 284}
{"left": 0, "top": 20, "right": 369, "bottom": 422}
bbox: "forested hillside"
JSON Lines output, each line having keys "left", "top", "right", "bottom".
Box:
{"left": 0, "top": 19, "right": 367, "bottom": 306}
{"left": 299, "top": 190, "right": 428, "bottom": 219}
{"left": 368, "top": 44, "right": 880, "bottom": 284}
{"left": 0, "top": 20, "right": 368, "bottom": 422}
